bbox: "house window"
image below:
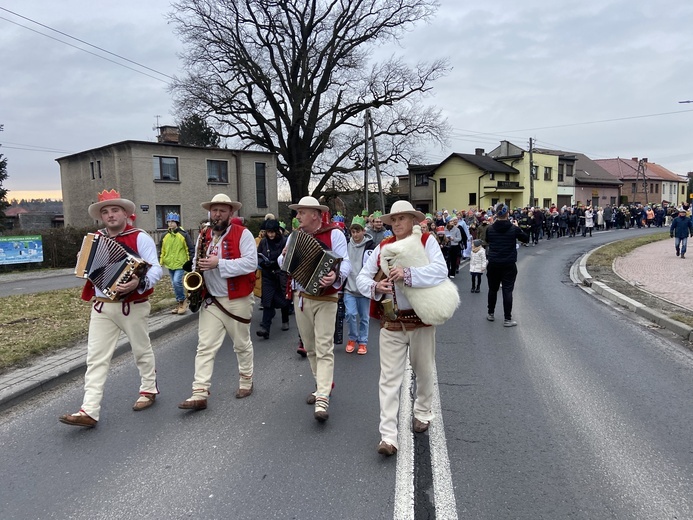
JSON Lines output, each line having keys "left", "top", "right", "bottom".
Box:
{"left": 207, "top": 160, "right": 228, "bottom": 183}
{"left": 97, "top": 160, "right": 102, "bottom": 179}
{"left": 543, "top": 198, "right": 552, "bottom": 208}
{"left": 439, "top": 178, "right": 447, "bottom": 193}
{"left": 415, "top": 174, "right": 428, "bottom": 187}
{"left": 156, "top": 205, "right": 181, "bottom": 230}
{"left": 650, "top": 183, "right": 654, "bottom": 194}
{"left": 566, "top": 164, "right": 574, "bottom": 176}
{"left": 610, "top": 197, "right": 617, "bottom": 205}
{"left": 256, "top": 162, "right": 267, "bottom": 208}
{"left": 153, "top": 156, "right": 179, "bottom": 181}
{"left": 655, "top": 184, "right": 659, "bottom": 194}
{"left": 469, "top": 193, "right": 477, "bottom": 206}
{"left": 683, "top": 185, "right": 686, "bottom": 195}
{"left": 544, "top": 167, "right": 552, "bottom": 181}
{"left": 90, "top": 162, "right": 95, "bottom": 180}
{"left": 631, "top": 183, "right": 637, "bottom": 194}
{"left": 558, "top": 164, "right": 564, "bottom": 182}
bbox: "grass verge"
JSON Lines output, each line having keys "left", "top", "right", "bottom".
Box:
{"left": 0, "top": 276, "right": 176, "bottom": 373}
{"left": 586, "top": 231, "right": 669, "bottom": 268}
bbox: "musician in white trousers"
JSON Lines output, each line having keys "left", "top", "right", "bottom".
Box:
{"left": 279, "top": 196, "right": 350, "bottom": 423}
{"left": 356, "top": 201, "right": 448, "bottom": 456}
{"left": 59, "top": 190, "right": 162, "bottom": 428}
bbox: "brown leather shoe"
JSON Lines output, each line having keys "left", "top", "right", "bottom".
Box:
{"left": 314, "top": 408, "right": 329, "bottom": 422}
{"left": 59, "top": 411, "right": 97, "bottom": 428}
{"left": 235, "top": 383, "right": 253, "bottom": 399}
{"left": 133, "top": 393, "right": 156, "bottom": 411}
{"left": 306, "top": 392, "right": 317, "bottom": 405}
{"left": 413, "top": 418, "right": 430, "bottom": 433}
{"left": 377, "top": 441, "right": 397, "bottom": 456}
{"left": 178, "top": 397, "right": 207, "bottom": 410}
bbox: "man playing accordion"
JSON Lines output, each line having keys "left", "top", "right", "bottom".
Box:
{"left": 59, "top": 189, "right": 162, "bottom": 428}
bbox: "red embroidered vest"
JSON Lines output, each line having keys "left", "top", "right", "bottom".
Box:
{"left": 81, "top": 225, "right": 155, "bottom": 302}
{"left": 205, "top": 224, "right": 256, "bottom": 299}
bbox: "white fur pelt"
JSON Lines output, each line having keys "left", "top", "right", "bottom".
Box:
{"left": 380, "top": 225, "right": 460, "bottom": 325}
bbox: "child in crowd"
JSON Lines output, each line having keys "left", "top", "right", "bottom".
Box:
{"left": 344, "top": 216, "right": 375, "bottom": 354}
{"left": 469, "top": 239, "right": 487, "bottom": 293}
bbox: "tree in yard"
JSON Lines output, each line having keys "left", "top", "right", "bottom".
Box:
{"left": 170, "top": 0, "right": 450, "bottom": 203}
{"left": 0, "top": 154, "right": 9, "bottom": 231}
{"left": 178, "top": 113, "right": 221, "bottom": 147}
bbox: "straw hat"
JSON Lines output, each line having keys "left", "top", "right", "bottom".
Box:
{"left": 380, "top": 200, "right": 425, "bottom": 225}
{"left": 288, "top": 196, "right": 329, "bottom": 212}
{"left": 201, "top": 193, "right": 242, "bottom": 212}
{"left": 88, "top": 189, "right": 136, "bottom": 220}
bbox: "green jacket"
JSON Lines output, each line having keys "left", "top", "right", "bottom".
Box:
{"left": 160, "top": 228, "right": 194, "bottom": 270}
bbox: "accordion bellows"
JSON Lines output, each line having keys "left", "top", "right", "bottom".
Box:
{"left": 75, "top": 233, "right": 147, "bottom": 300}
{"left": 281, "top": 231, "right": 342, "bottom": 296}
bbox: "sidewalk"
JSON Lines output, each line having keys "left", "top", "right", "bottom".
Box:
{"left": 575, "top": 238, "right": 693, "bottom": 342}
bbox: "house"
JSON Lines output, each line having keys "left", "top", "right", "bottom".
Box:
{"left": 398, "top": 164, "right": 438, "bottom": 214}
{"left": 3, "top": 206, "right": 64, "bottom": 231}
{"left": 57, "top": 127, "right": 279, "bottom": 232}
{"left": 535, "top": 149, "right": 622, "bottom": 208}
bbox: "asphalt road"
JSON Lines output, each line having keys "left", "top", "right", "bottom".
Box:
{"left": 0, "top": 269, "right": 83, "bottom": 297}
{"left": 1, "top": 227, "right": 692, "bottom": 519}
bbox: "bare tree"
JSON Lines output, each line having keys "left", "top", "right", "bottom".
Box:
{"left": 170, "top": 0, "right": 450, "bottom": 202}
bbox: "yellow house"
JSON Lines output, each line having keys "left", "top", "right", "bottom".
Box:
{"left": 429, "top": 150, "right": 520, "bottom": 212}
{"left": 488, "top": 141, "right": 559, "bottom": 208}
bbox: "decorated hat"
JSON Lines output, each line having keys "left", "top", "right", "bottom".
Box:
{"left": 292, "top": 217, "right": 300, "bottom": 229}
{"left": 279, "top": 221, "right": 286, "bottom": 229}
{"left": 288, "top": 196, "right": 329, "bottom": 212}
{"left": 381, "top": 200, "right": 426, "bottom": 225}
{"left": 88, "top": 189, "right": 136, "bottom": 220}
{"left": 332, "top": 212, "right": 345, "bottom": 223}
{"left": 372, "top": 210, "right": 383, "bottom": 219}
{"left": 350, "top": 215, "right": 366, "bottom": 229}
{"left": 361, "top": 209, "right": 369, "bottom": 216}
{"left": 166, "top": 212, "right": 180, "bottom": 223}
{"left": 201, "top": 193, "right": 242, "bottom": 212}
{"left": 436, "top": 226, "right": 445, "bottom": 235}
{"left": 425, "top": 213, "right": 433, "bottom": 221}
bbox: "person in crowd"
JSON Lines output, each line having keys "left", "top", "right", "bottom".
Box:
{"left": 344, "top": 215, "right": 375, "bottom": 355}
{"left": 469, "top": 238, "right": 487, "bottom": 293}
{"left": 59, "top": 189, "right": 163, "bottom": 428}
{"left": 558, "top": 208, "right": 568, "bottom": 237}
{"left": 444, "top": 218, "right": 462, "bottom": 278}
{"left": 280, "top": 197, "right": 351, "bottom": 422}
{"left": 485, "top": 203, "right": 529, "bottom": 327}
{"left": 178, "top": 194, "right": 257, "bottom": 411}
{"left": 603, "top": 205, "right": 613, "bottom": 230}
{"left": 567, "top": 207, "right": 578, "bottom": 237}
{"left": 356, "top": 201, "right": 448, "bottom": 457}
{"left": 584, "top": 205, "right": 594, "bottom": 237}
{"left": 159, "top": 212, "right": 195, "bottom": 315}
{"left": 256, "top": 219, "right": 290, "bottom": 339}
{"left": 669, "top": 208, "right": 693, "bottom": 259}
{"left": 518, "top": 208, "right": 532, "bottom": 246}
{"left": 368, "top": 211, "right": 388, "bottom": 245}
{"left": 530, "top": 208, "right": 543, "bottom": 245}
{"left": 476, "top": 214, "right": 490, "bottom": 248}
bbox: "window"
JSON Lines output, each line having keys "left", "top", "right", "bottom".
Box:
{"left": 469, "top": 193, "right": 477, "bottom": 206}
{"left": 655, "top": 184, "right": 659, "bottom": 194}
{"left": 256, "top": 162, "right": 267, "bottom": 208}
{"left": 544, "top": 167, "right": 552, "bottom": 181}
{"left": 631, "top": 183, "right": 637, "bottom": 194}
{"left": 558, "top": 164, "right": 564, "bottom": 182}
{"left": 610, "top": 197, "right": 617, "bottom": 205}
{"left": 153, "top": 156, "right": 179, "bottom": 181}
{"left": 156, "top": 205, "right": 181, "bottom": 229}
{"left": 489, "top": 173, "right": 495, "bottom": 181}
{"left": 439, "top": 178, "right": 447, "bottom": 193}
{"left": 207, "top": 160, "right": 228, "bottom": 183}
{"left": 683, "top": 185, "right": 686, "bottom": 195}
{"left": 97, "top": 160, "right": 102, "bottom": 179}
{"left": 90, "top": 162, "right": 95, "bottom": 180}
{"left": 566, "top": 164, "right": 574, "bottom": 176}
{"left": 543, "top": 198, "right": 552, "bottom": 208}
{"left": 650, "top": 183, "right": 654, "bottom": 194}
{"left": 531, "top": 166, "right": 538, "bottom": 179}
{"left": 414, "top": 174, "right": 428, "bottom": 186}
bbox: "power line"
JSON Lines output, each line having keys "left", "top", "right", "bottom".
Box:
{"left": 0, "top": 8, "right": 173, "bottom": 83}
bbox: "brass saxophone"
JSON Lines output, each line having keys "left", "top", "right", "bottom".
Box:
{"left": 183, "top": 222, "right": 210, "bottom": 313}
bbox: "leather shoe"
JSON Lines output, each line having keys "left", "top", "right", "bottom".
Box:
{"left": 314, "top": 408, "right": 329, "bottom": 422}
{"left": 256, "top": 328, "right": 269, "bottom": 339}
{"left": 413, "top": 418, "right": 429, "bottom": 433}
{"left": 377, "top": 441, "right": 397, "bottom": 456}
{"left": 132, "top": 393, "right": 156, "bottom": 411}
{"left": 178, "top": 397, "right": 207, "bottom": 410}
{"left": 59, "top": 411, "right": 97, "bottom": 428}
{"left": 235, "top": 384, "right": 253, "bottom": 399}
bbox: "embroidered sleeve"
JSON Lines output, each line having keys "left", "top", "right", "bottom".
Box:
{"left": 370, "top": 281, "right": 378, "bottom": 299}
{"left": 403, "top": 267, "right": 412, "bottom": 287}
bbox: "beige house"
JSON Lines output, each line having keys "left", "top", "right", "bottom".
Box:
{"left": 58, "top": 130, "right": 278, "bottom": 232}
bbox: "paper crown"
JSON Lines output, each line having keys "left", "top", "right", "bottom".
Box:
{"left": 361, "top": 209, "right": 369, "bottom": 216}
{"left": 166, "top": 212, "right": 180, "bottom": 222}
{"left": 279, "top": 221, "right": 286, "bottom": 229}
{"left": 350, "top": 215, "right": 366, "bottom": 228}
{"left": 425, "top": 213, "right": 433, "bottom": 220}
{"left": 292, "top": 217, "right": 300, "bottom": 229}
{"left": 332, "top": 212, "right": 345, "bottom": 223}
{"left": 372, "top": 210, "right": 383, "bottom": 219}
{"left": 98, "top": 189, "right": 122, "bottom": 202}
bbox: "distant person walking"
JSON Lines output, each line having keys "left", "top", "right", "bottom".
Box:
{"left": 669, "top": 208, "right": 693, "bottom": 259}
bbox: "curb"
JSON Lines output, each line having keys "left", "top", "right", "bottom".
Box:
{"left": 574, "top": 248, "right": 693, "bottom": 343}
{"left": 0, "top": 310, "right": 198, "bottom": 413}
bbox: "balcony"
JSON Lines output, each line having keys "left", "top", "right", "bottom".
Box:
{"left": 482, "top": 180, "right": 524, "bottom": 192}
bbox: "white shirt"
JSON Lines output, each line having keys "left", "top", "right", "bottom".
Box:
{"left": 203, "top": 226, "right": 258, "bottom": 297}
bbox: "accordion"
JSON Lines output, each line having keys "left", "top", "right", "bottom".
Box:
{"left": 74, "top": 233, "right": 149, "bottom": 300}
{"left": 281, "top": 231, "right": 342, "bottom": 296}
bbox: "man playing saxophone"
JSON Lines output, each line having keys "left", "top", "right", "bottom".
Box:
{"left": 178, "top": 194, "right": 258, "bottom": 411}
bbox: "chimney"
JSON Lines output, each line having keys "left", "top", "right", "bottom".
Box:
{"left": 475, "top": 148, "right": 485, "bottom": 156}
{"left": 631, "top": 157, "right": 638, "bottom": 162}
{"left": 157, "top": 125, "right": 180, "bottom": 144}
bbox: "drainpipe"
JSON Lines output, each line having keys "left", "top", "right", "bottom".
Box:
{"left": 429, "top": 178, "right": 438, "bottom": 210}
{"left": 478, "top": 171, "right": 490, "bottom": 208}
{"left": 234, "top": 152, "right": 242, "bottom": 216}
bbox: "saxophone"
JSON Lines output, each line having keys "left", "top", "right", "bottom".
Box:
{"left": 183, "top": 222, "right": 210, "bottom": 313}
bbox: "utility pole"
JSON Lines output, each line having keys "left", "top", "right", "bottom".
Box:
{"left": 364, "top": 113, "right": 369, "bottom": 214}
{"left": 528, "top": 137, "right": 535, "bottom": 207}
{"left": 366, "top": 109, "right": 386, "bottom": 212}
{"left": 636, "top": 158, "right": 649, "bottom": 205}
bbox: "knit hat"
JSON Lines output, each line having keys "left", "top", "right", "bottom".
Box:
{"left": 473, "top": 239, "right": 482, "bottom": 247}
{"left": 264, "top": 219, "right": 280, "bottom": 232}
{"left": 495, "top": 203, "right": 509, "bottom": 216}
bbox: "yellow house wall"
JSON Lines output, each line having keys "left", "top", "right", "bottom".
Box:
{"left": 434, "top": 157, "right": 484, "bottom": 212}
{"left": 497, "top": 152, "right": 559, "bottom": 208}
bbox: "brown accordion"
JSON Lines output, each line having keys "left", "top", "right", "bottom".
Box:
{"left": 281, "top": 230, "right": 342, "bottom": 296}
{"left": 74, "top": 233, "right": 148, "bottom": 300}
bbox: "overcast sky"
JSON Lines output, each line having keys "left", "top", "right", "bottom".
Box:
{"left": 1, "top": 0, "right": 692, "bottom": 201}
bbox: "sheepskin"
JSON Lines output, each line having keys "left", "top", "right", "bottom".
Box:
{"left": 380, "top": 225, "right": 460, "bottom": 325}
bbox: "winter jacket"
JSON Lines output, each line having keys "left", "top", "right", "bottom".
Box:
{"left": 257, "top": 234, "right": 289, "bottom": 308}
{"left": 160, "top": 227, "right": 194, "bottom": 270}
{"left": 670, "top": 215, "right": 693, "bottom": 238}
{"left": 345, "top": 233, "right": 375, "bottom": 295}
{"left": 469, "top": 245, "right": 487, "bottom": 274}
{"left": 486, "top": 219, "right": 529, "bottom": 264}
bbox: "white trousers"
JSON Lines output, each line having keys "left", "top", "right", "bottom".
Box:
{"left": 82, "top": 301, "right": 157, "bottom": 421}
{"left": 378, "top": 326, "right": 436, "bottom": 448}
{"left": 191, "top": 294, "right": 254, "bottom": 395}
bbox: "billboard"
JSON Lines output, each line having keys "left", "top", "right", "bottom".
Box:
{"left": 0, "top": 235, "right": 44, "bottom": 265}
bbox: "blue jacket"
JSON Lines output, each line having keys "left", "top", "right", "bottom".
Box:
{"left": 670, "top": 215, "right": 693, "bottom": 238}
